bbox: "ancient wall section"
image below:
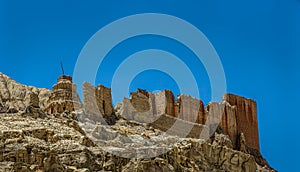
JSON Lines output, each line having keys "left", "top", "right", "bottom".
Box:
{"left": 44, "top": 77, "right": 260, "bottom": 153}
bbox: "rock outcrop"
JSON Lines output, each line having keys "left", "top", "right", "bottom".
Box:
{"left": 0, "top": 73, "right": 275, "bottom": 171}
{"left": 118, "top": 89, "right": 273, "bottom": 170}
{"left": 150, "top": 90, "right": 176, "bottom": 117}
{"left": 0, "top": 73, "right": 51, "bottom": 113}
{"left": 206, "top": 102, "right": 238, "bottom": 149}
{"left": 83, "top": 82, "right": 114, "bottom": 123}
{"left": 177, "top": 94, "right": 205, "bottom": 124}
{"left": 0, "top": 110, "right": 272, "bottom": 172}
{"left": 222, "top": 93, "right": 260, "bottom": 151}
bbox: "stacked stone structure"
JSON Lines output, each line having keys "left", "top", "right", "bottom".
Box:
{"left": 44, "top": 75, "right": 82, "bottom": 114}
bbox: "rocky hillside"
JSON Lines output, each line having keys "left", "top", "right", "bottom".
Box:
{"left": 0, "top": 73, "right": 50, "bottom": 113}
{"left": 0, "top": 73, "right": 275, "bottom": 172}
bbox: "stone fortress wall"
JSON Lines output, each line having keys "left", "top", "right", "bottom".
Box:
{"left": 44, "top": 75, "right": 260, "bottom": 152}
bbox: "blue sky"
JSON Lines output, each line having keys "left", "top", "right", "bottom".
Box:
{"left": 0, "top": 0, "right": 299, "bottom": 171}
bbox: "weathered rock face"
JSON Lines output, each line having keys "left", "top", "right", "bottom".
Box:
{"left": 0, "top": 73, "right": 275, "bottom": 171}
{"left": 0, "top": 73, "right": 51, "bottom": 113}
{"left": 83, "top": 82, "right": 114, "bottom": 120}
{"left": 82, "top": 82, "right": 99, "bottom": 120}
{"left": 0, "top": 111, "right": 94, "bottom": 171}
{"left": 118, "top": 89, "right": 272, "bottom": 170}
{"left": 0, "top": 110, "right": 269, "bottom": 172}
{"left": 130, "top": 89, "right": 151, "bottom": 113}
{"left": 120, "top": 89, "right": 180, "bottom": 124}
{"left": 119, "top": 97, "right": 155, "bottom": 123}
{"left": 150, "top": 114, "right": 209, "bottom": 139}
{"left": 222, "top": 93, "right": 260, "bottom": 151}
{"left": 151, "top": 90, "right": 176, "bottom": 117}
{"left": 119, "top": 90, "right": 256, "bottom": 151}
{"left": 177, "top": 94, "right": 205, "bottom": 124}
{"left": 206, "top": 102, "right": 238, "bottom": 149}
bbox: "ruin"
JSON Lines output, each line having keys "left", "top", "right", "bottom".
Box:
{"left": 44, "top": 75, "right": 82, "bottom": 114}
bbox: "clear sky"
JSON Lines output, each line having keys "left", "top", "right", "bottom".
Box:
{"left": 0, "top": 0, "right": 299, "bottom": 171}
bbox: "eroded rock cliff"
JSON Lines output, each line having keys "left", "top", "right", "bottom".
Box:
{"left": 0, "top": 73, "right": 275, "bottom": 172}
{"left": 0, "top": 73, "right": 50, "bottom": 113}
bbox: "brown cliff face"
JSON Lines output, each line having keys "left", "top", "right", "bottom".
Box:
{"left": 119, "top": 89, "right": 265, "bottom": 165}
{"left": 150, "top": 90, "right": 175, "bottom": 117}
{"left": 120, "top": 89, "right": 259, "bottom": 152}
{"left": 83, "top": 82, "right": 99, "bottom": 118}
{"left": 130, "top": 89, "right": 150, "bottom": 113}
{"left": 83, "top": 82, "right": 114, "bottom": 121}
{"left": 177, "top": 94, "right": 204, "bottom": 124}
{"left": 206, "top": 102, "right": 238, "bottom": 149}
{"left": 222, "top": 93, "right": 260, "bottom": 151}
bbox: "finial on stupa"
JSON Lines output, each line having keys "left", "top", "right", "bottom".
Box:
{"left": 60, "top": 61, "right": 65, "bottom": 75}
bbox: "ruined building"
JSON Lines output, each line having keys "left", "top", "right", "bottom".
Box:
{"left": 44, "top": 75, "right": 82, "bottom": 114}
